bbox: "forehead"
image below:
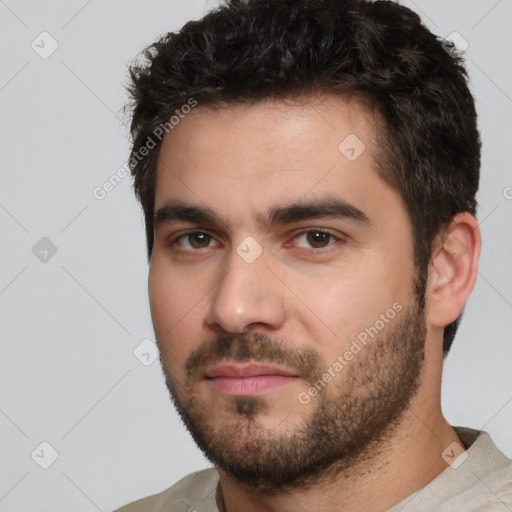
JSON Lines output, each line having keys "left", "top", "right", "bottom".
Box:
{"left": 154, "top": 94, "right": 400, "bottom": 226}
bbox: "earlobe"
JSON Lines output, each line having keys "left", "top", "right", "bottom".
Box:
{"left": 426, "top": 213, "right": 481, "bottom": 328}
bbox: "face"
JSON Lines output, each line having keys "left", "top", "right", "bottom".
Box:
{"left": 149, "top": 94, "right": 426, "bottom": 494}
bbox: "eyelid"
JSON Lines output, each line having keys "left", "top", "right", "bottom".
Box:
{"left": 169, "top": 229, "right": 221, "bottom": 248}
{"left": 167, "top": 227, "right": 345, "bottom": 251}
{"left": 287, "top": 228, "right": 345, "bottom": 249}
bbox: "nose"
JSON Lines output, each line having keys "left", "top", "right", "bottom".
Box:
{"left": 205, "top": 246, "right": 286, "bottom": 335}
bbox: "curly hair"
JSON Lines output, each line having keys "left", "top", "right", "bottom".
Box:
{"left": 125, "top": 0, "right": 481, "bottom": 355}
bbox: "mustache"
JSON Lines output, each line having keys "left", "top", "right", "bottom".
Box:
{"left": 185, "top": 333, "right": 324, "bottom": 383}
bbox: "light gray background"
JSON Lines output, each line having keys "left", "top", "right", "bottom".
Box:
{"left": 0, "top": 1, "right": 511, "bottom": 510}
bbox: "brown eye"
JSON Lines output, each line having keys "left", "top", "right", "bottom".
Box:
{"left": 176, "top": 232, "right": 215, "bottom": 249}
{"left": 293, "top": 230, "right": 338, "bottom": 249}
{"left": 306, "top": 231, "right": 331, "bottom": 248}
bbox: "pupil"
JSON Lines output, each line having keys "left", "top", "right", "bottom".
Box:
{"left": 191, "top": 233, "right": 209, "bottom": 248}
{"left": 307, "top": 231, "right": 329, "bottom": 247}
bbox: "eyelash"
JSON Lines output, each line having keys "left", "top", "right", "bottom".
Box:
{"left": 169, "top": 228, "right": 344, "bottom": 252}
{"left": 291, "top": 229, "right": 342, "bottom": 250}
{"left": 171, "top": 230, "right": 218, "bottom": 251}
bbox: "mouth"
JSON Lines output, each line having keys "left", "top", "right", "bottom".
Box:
{"left": 205, "top": 361, "right": 301, "bottom": 396}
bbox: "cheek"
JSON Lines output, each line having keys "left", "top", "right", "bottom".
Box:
{"left": 286, "top": 261, "right": 411, "bottom": 350}
{"left": 148, "top": 261, "right": 206, "bottom": 366}
{"left": 290, "top": 277, "right": 377, "bottom": 342}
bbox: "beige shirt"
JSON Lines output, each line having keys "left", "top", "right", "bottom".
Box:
{"left": 114, "top": 427, "right": 512, "bottom": 512}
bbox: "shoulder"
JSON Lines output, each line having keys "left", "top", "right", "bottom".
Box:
{"left": 390, "top": 428, "right": 512, "bottom": 512}
{"left": 467, "top": 456, "right": 512, "bottom": 510}
{"left": 438, "top": 428, "right": 512, "bottom": 512}
{"left": 438, "top": 455, "right": 512, "bottom": 511}
{"left": 441, "top": 428, "right": 512, "bottom": 511}
{"left": 113, "top": 467, "right": 220, "bottom": 512}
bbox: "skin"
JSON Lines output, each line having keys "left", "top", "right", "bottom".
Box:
{"left": 148, "top": 93, "right": 481, "bottom": 512}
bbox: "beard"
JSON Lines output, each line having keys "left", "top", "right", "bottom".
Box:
{"left": 157, "top": 292, "right": 426, "bottom": 496}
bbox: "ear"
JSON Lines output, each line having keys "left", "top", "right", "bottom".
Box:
{"left": 426, "top": 212, "right": 481, "bottom": 328}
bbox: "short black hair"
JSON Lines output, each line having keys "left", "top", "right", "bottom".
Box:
{"left": 126, "top": 0, "right": 481, "bottom": 355}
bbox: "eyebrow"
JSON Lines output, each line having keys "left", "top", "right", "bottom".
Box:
{"left": 266, "top": 198, "right": 371, "bottom": 227}
{"left": 153, "top": 197, "right": 372, "bottom": 230}
{"left": 154, "top": 202, "right": 220, "bottom": 228}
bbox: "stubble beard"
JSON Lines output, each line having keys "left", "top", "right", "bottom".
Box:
{"left": 158, "top": 294, "right": 426, "bottom": 496}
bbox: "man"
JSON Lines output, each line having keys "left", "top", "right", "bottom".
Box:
{"left": 115, "top": 0, "right": 512, "bottom": 510}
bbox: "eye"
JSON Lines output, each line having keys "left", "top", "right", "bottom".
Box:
{"left": 293, "top": 230, "right": 340, "bottom": 249}
{"left": 173, "top": 231, "right": 218, "bottom": 250}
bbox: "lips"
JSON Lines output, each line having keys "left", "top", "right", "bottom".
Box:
{"left": 205, "top": 362, "right": 299, "bottom": 378}
{"left": 204, "top": 362, "right": 301, "bottom": 396}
